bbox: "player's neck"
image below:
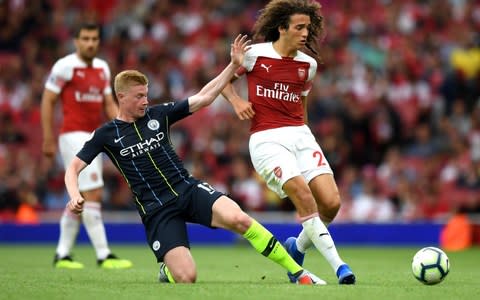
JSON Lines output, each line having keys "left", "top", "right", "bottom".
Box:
{"left": 116, "top": 114, "right": 134, "bottom": 123}
{"left": 272, "top": 40, "right": 297, "bottom": 58}
{"left": 76, "top": 52, "right": 94, "bottom": 66}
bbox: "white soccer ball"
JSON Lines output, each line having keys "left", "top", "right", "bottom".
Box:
{"left": 411, "top": 247, "right": 450, "bottom": 285}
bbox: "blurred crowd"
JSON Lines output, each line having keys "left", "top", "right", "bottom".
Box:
{"left": 1, "top": 0, "right": 480, "bottom": 223}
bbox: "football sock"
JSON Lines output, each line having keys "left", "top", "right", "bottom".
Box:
{"left": 161, "top": 264, "right": 176, "bottom": 283}
{"left": 302, "top": 216, "right": 344, "bottom": 273}
{"left": 243, "top": 219, "right": 303, "bottom": 275}
{"left": 55, "top": 209, "right": 81, "bottom": 258}
{"left": 82, "top": 201, "right": 111, "bottom": 260}
{"left": 296, "top": 219, "right": 330, "bottom": 253}
{"left": 296, "top": 229, "right": 313, "bottom": 253}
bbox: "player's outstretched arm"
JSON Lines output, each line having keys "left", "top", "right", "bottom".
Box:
{"left": 222, "top": 82, "right": 255, "bottom": 120}
{"left": 65, "top": 156, "right": 88, "bottom": 214}
{"left": 188, "top": 34, "right": 250, "bottom": 113}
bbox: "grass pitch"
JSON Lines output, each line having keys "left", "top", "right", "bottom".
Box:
{"left": 0, "top": 244, "right": 478, "bottom": 300}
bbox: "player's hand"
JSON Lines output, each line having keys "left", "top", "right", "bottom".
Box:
{"left": 68, "top": 196, "right": 85, "bottom": 214}
{"left": 231, "top": 96, "right": 255, "bottom": 120}
{"left": 42, "top": 139, "right": 56, "bottom": 158}
{"left": 230, "top": 34, "right": 251, "bottom": 67}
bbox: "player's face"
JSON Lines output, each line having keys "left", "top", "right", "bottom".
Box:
{"left": 283, "top": 14, "right": 311, "bottom": 50}
{"left": 75, "top": 29, "right": 100, "bottom": 62}
{"left": 121, "top": 84, "right": 149, "bottom": 120}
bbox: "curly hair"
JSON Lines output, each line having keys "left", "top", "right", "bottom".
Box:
{"left": 252, "top": 0, "right": 324, "bottom": 57}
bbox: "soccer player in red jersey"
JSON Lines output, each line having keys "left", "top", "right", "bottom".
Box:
{"left": 41, "top": 22, "right": 132, "bottom": 269}
{"left": 221, "top": 0, "right": 355, "bottom": 284}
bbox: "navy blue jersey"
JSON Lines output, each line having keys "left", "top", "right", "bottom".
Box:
{"left": 77, "top": 99, "right": 194, "bottom": 216}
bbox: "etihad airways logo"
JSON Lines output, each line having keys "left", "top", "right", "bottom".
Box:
{"left": 256, "top": 82, "right": 300, "bottom": 103}
{"left": 120, "top": 132, "right": 165, "bottom": 158}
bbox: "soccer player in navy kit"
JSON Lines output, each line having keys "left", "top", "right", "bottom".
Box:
{"left": 64, "top": 35, "right": 323, "bottom": 284}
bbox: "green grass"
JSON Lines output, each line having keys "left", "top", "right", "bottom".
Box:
{"left": 0, "top": 244, "right": 479, "bottom": 300}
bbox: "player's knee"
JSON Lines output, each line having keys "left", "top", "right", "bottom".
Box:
{"left": 174, "top": 268, "right": 197, "bottom": 283}
{"left": 320, "top": 193, "right": 341, "bottom": 222}
{"left": 229, "top": 211, "right": 252, "bottom": 233}
{"left": 327, "top": 193, "right": 341, "bottom": 212}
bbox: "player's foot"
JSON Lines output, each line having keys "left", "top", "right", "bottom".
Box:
{"left": 337, "top": 264, "right": 356, "bottom": 284}
{"left": 294, "top": 269, "right": 327, "bottom": 285}
{"left": 158, "top": 262, "right": 175, "bottom": 283}
{"left": 97, "top": 254, "right": 133, "bottom": 269}
{"left": 53, "top": 254, "right": 84, "bottom": 269}
{"left": 284, "top": 237, "right": 305, "bottom": 283}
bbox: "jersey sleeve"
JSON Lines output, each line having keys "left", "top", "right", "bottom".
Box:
{"left": 234, "top": 66, "right": 248, "bottom": 78}
{"left": 241, "top": 48, "right": 257, "bottom": 72}
{"left": 302, "top": 59, "right": 318, "bottom": 96}
{"left": 152, "top": 99, "right": 191, "bottom": 125}
{"left": 44, "top": 58, "right": 73, "bottom": 94}
{"left": 76, "top": 129, "right": 105, "bottom": 164}
{"left": 101, "top": 61, "right": 113, "bottom": 95}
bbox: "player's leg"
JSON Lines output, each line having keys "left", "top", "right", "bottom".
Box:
{"left": 210, "top": 195, "right": 325, "bottom": 285}
{"left": 54, "top": 209, "right": 83, "bottom": 268}
{"left": 54, "top": 133, "right": 84, "bottom": 269}
{"left": 283, "top": 177, "right": 355, "bottom": 284}
{"left": 161, "top": 247, "right": 197, "bottom": 283}
{"left": 78, "top": 155, "right": 132, "bottom": 269}
{"left": 309, "top": 174, "right": 341, "bottom": 223}
{"left": 247, "top": 130, "right": 320, "bottom": 282}
{"left": 285, "top": 174, "right": 339, "bottom": 268}
{"left": 291, "top": 128, "right": 355, "bottom": 284}
{"left": 147, "top": 206, "right": 196, "bottom": 283}
{"left": 308, "top": 174, "right": 355, "bottom": 284}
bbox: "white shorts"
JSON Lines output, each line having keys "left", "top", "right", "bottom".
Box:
{"left": 59, "top": 131, "right": 103, "bottom": 192}
{"left": 249, "top": 125, "right": 333, "bottom": 199}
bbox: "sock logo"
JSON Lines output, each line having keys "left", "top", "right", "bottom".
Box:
{"left": 319, "top": 232, "right": 330, "bottom": 237}
{"left": 261, "top": 237, "right": 278, "bottom": 257}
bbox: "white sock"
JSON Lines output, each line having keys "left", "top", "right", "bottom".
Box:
{"left": 296, "top": 219, "right": 330, "bottom": 253}
{"left": 296, "top": 229, "right": 313, "bottom": 253}
{"left": 82, "top": 202, "right": 111, "bottom": 260}
{"left": 56, "top": 209, "right": 80, "bottom": 258}
{"left": 302, "top": 216, "right": 345, "bottom": 273}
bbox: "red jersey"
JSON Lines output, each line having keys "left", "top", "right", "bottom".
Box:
{"left": 236, "top": 42, "right": 317, "bottom": 133}
{"left": 45, "top": 53, "right": 112, "bottom": 133}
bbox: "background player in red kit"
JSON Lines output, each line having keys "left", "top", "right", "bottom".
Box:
{"left": 221, "top": 0, "right": 355, "bottom": 284}
{"left": 41, "top": 22, "right": 132, "bottom": 269}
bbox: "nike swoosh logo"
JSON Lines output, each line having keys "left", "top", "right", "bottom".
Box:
{"left": 319, "top": 233, "right": 330, "bottom": 237}
{"left": 114, "top": 136, "right": 126, "bottom": 143}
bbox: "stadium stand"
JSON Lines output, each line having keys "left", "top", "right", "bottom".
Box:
{"left": 0, "top": 0, "right": 479, "bottom": 231}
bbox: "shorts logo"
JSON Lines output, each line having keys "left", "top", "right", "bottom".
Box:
{"left": 153, "top": 240, "right": 161, "bottom": 251}
{"left": 148, "top": 119, "right": 160, "bottom": 131}
{"left": 273, "top": 166, "right": 282, "bottom": 178}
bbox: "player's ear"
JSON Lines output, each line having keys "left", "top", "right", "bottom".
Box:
{"left": 116, "top": 92, "right": 124, "bottom": 102}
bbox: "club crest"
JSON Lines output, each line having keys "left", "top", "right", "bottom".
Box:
{"left": 148, "top": 119, "right": 160, "bottom": 130}
{"left": 298, "top": 67, "right": 306, "bottom": 80}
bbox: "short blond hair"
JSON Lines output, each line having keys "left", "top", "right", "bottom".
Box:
{"left": 114, "top": 70, "right": 148, "bottom": 96}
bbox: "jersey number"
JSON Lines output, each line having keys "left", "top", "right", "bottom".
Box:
{"left": 313, "top": 151, "right": 327, "bottom": 166}
{"left": 198, "top": 182, "right": 216, "bottom": 194}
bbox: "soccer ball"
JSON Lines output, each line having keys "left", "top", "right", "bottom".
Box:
{"left": 411, "top": 247, "right": 450, "bottom": 285}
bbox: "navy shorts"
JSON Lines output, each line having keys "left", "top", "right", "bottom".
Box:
{"left": 143, "top": 180, "right": 223, "bottom": 262}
